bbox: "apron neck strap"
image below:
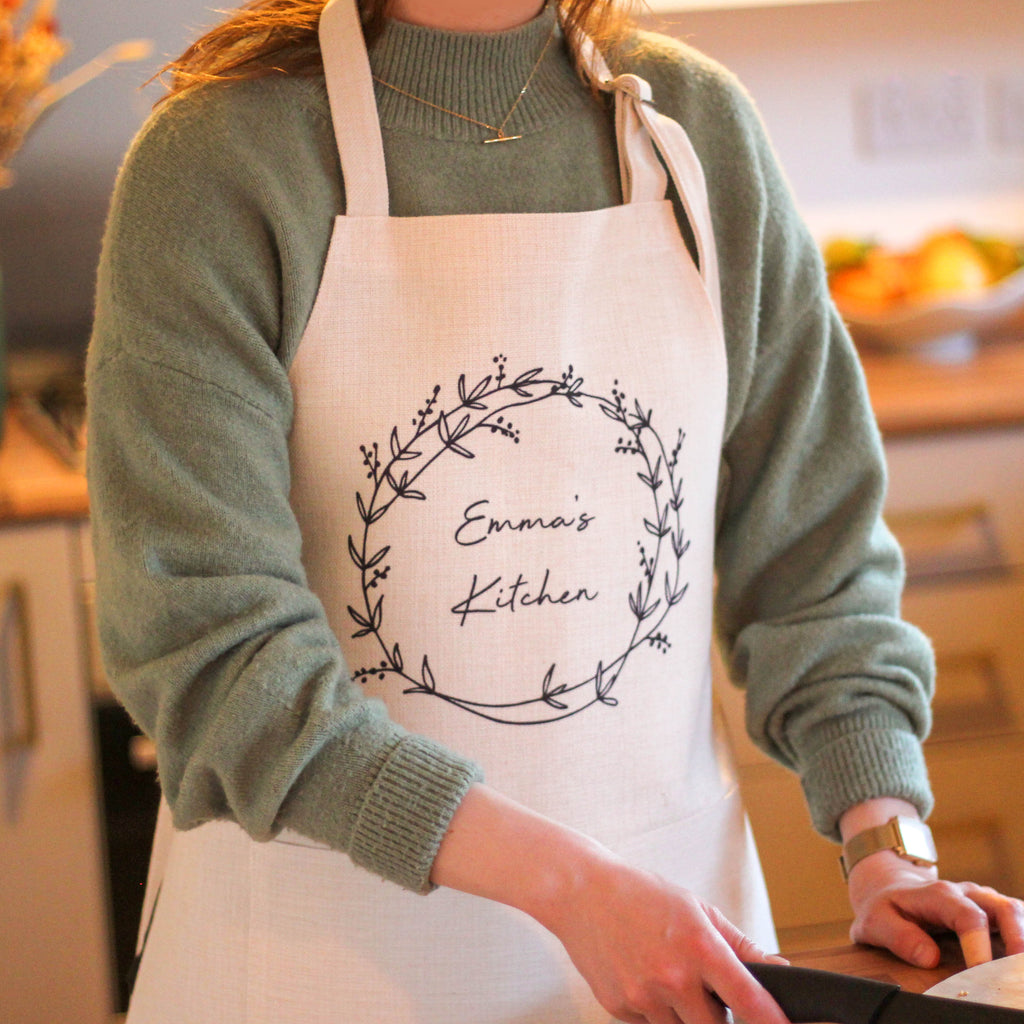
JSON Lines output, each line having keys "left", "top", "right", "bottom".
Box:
{"left": 576, "top": 32, "right": 722, "bottom": 324}
{"left": 319, "top": 0, "right": 390, "bottom": 217}
{"left": 316, "top": 0, "right": 722, "bottom": 324}
{"left": 574, "top": 34, "right": 667, "bottom": 207}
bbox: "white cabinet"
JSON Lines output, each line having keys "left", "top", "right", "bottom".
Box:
{"left": 0, "top": 520, "right": 114, "bottom": 1024}
{"left": 716, "top": 423, "right": 1024, "bottom": 949}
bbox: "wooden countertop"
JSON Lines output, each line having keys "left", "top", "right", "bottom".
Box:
{"left": 785, "top": 935, "right": 974, "bottom": 994}
{"left": 0, "top": 406, "right": 88, "bottom": 521}
{"left": 860, "top": 336, "right": 1024, "bottom": 437}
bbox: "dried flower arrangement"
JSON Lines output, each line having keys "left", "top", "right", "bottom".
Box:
{"left": 0, "top": 0, "right": 151, "bottom": 186}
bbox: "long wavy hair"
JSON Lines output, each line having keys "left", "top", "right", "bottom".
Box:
{"left": 159, "top": 0, "right": 637, "bottom": 100}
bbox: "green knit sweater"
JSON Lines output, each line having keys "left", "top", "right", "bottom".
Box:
{"left": 86, "top": 6, "right": 935, "bottom": 894}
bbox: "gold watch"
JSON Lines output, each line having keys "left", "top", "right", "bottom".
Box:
{"left": 840, "top": 816, "right": 937, "bottom": 881}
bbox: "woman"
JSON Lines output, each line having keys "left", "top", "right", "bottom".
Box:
{"left": 87, "top": 1, "right": 1024, "bottom": 1022}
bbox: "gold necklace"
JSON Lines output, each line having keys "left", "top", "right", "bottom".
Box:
{"left": 372, "top": 23, "right": 555, "bottom": 144}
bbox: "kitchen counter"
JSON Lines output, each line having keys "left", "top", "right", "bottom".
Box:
{"left": 0, "top": 406, "right": 88, "bottom": 521}
{"left": 860, "top": 336, "right": 1024, "bottom": 436}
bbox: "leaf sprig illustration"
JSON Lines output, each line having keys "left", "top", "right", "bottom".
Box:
{"left": 348, "top": 361, "right": 691, "bottom": 725}
{"left": 601, "top": 381, "right": 690, "bottom": 656}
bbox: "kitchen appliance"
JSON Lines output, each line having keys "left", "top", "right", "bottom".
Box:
{"left": 92, "top": 699, "right": 160, "bottom": 1012}
{"left": 746, "top": 957, "right": 1024, "bottom": 1023}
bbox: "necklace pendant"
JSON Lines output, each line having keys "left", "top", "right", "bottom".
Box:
{"left": 484, "top": 133, "right": 523, "bottom": 144}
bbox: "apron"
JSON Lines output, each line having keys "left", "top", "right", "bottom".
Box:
{"left": 127, "top": 2, "right": 775, "bottom": 1021}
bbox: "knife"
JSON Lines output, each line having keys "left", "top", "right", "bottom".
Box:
{"left": 744, "top": 961, "right": 1024, "bottom": 1023}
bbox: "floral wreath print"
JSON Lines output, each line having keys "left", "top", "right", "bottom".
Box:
{"left": 348, "top": 356, "right": 691, "bottom": 725}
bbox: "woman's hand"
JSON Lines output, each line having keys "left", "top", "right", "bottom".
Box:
{"left": 842, "top": 798, "right": 1024, "bottom": 968}
{"left": 537, "top": 852, "right": 791, "bottom": 1024}
{"left": 431, "top": 784, "right": 790, "bottom": 1024}
{"left": 847, "top": 853, "right": 1024, "bottom": 968}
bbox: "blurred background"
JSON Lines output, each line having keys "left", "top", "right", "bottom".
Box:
{"left": 1, "top": 1, "right": 1023, "bottom": 1022}
{"left": 2, "top": 0, "right": 1022, "bottom": 365}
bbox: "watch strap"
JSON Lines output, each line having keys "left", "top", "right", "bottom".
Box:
{"left": 840, "top": 816, "right": 937, "bottom": 881}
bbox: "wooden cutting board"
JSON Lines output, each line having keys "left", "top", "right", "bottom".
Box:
{"left": 926, "top": 953, "right": 1024, "bottom": 1009}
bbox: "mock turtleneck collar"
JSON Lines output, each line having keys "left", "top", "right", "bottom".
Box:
{"left": 368, "top": 5, "right": 590, "bottom": 141}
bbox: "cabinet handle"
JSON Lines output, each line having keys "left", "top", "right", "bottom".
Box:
{"left": 79, "top": 580, "right": 112, "bottom": 699}
{"left": 1, "top": 581, "right": 38, "bottom": 752}
{"left": 886, "top": 503, "right": 1006, "bottom": 582}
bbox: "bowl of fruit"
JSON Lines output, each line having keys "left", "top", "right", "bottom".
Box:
{"left": 825, "top": 229, "right": 1024, "bottom": 361}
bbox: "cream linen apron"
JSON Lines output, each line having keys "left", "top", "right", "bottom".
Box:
{"left": 126, "top": 2, "right": 775, "bottom": 1021}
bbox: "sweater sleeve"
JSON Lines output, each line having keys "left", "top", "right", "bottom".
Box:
{"left": 635, "top": 40, "right": 935, "bottom": 841}
{"left": 86, "top": 79, "right": 481, "bottom": 892}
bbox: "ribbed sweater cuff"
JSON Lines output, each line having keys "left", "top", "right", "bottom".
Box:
{"left": 278, "top": 725, "right": 483, "bottom": 893}
{"left": 799, "top": 717, "right": 933, "bottom": 842}
{"left": 347, "top": 736, "right": 484, "bottom": 893}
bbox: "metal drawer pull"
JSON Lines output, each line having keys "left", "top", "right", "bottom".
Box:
{"left": 1, "top": 581, "right": 38, "bottom": 752}
{"left": 128, "top": 734, "right": 158, "bottom": 772}
{"left": 886, "top": 503, "right": 1006, "bottom": 581}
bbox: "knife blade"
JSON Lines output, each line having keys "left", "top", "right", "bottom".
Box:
{"left": 744, "top": 961, "right": 1024, "bottom": 1023}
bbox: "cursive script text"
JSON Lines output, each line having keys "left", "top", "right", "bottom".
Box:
{"left": 454, "top": 497, "right": 595, "bottom": 547}
{"left": 451, "top": 570, "right": 599, "bottom": 626}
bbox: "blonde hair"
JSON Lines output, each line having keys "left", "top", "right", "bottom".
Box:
{"left": 159, "top": 0, "right": 636, "bottom": 99}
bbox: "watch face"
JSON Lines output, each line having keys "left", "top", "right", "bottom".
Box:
{"left": 897, "top": 817, "right": 938, "bottom": 863}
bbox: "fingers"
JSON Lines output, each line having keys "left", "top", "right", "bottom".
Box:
{"left": 605, "top": 965, "right": 724, "bottom": 1024}
{"left": 731, "top": 931, "right": 790, "bottom": 968}
{"left": 851, "top": 878, "right": 986, "bottom": 967}
{"left": 963, "top": 884, "right": 1024, "bottom": 958}
{"left": 698, "top": 911, "right": 790, "bottom": 1024}
{"left": 549, "top": 857, "right": 790, "bottom": 1024}
{"left": 849, "top": 912, "right": 941, "bottom": 970}
{"left": 672, "top": 986, "right": 732, "bottom": 1024}
{"left": 609, "top": 918, "right": 788, "bottom": 1024}
{"left": 960, "top": 927, "right": 993, "bottom": 968}
{"left": 711, "top": 969, "right": 790, "bottom": 1024}
{"left": 851, "top": 875, "right": 1024, "bottom": 968}
{"left": 615, "top": 942, "right": 785, "bottom": 1024}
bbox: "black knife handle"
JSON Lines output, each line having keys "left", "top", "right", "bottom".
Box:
{"left": 744, "top": 962, "right": 900, "bottom": 1024}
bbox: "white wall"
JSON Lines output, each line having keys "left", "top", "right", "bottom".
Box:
{"left": 645, "top": 0, "right": 1024, "bottom": 244}
{"left": 2, "top": 0, "right": 1023, "bottom": 350}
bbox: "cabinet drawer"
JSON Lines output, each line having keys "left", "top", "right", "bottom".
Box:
{"left": 0, "top": 521, "right": 114, "bottom": 1023}
{"left": 901, "top": 577, "right": 1024, "bottom": 742}
{"left": 884, "top": 428, "right": 1024, "bottom": 579}
{"left": 925, "top": 737, "right": 1024, "bottom": 895}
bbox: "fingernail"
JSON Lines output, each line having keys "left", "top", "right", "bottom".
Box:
{"left": 912, "top": 943, "right": 936, "bottom": 968}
